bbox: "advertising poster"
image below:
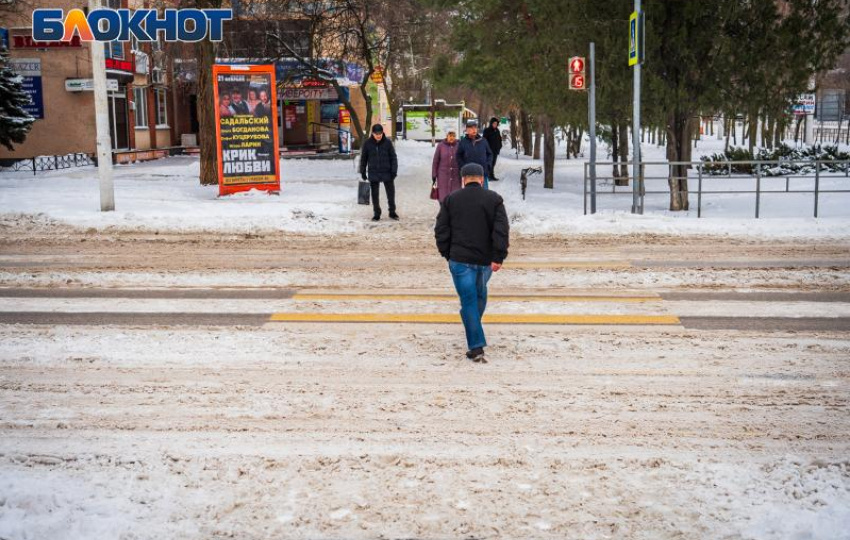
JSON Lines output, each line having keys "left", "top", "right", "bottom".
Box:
{"left": 9, "top": 58, "right": 44, "bottom": 119}
{"left": 212, "top": 64, "right": 280, "bottom": 196}
{"left": 405, "top": 110, "right": 462, "bottom": 141}
{"left": 792, "top": 94, "right": 816, "bottom": 116}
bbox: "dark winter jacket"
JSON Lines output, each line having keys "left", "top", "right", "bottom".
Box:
{"left": 456, "top": 134, "right": 494, "bottom": 178}
{"left": 435, "top": 183, "right": 510, "bottom": 266}
{"left": 431, "top": 140, "right": 462, "bottom": 203}
{"left": 230, "top": 99, "right": 250, "bottom": 115}
{"left": 359, "top": 136, "right": 398, "bottom": 183}
{"left": 482, "top": 124, "right": 503, "bottom": 156}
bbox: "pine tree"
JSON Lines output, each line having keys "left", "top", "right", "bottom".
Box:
{"left": 0, "top": 48, "right": 35, "bottom": 151}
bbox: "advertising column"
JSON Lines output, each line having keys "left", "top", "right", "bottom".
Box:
{"left": 213, "top": 64, "right": 281, "bottom": 196}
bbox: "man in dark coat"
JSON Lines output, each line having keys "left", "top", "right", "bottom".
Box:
{"left": 435, "top": 162, "right": 510, "bottom": 362}
{"left": 456, "top": 119, "right": 493, "bottom": 189}
{"left": 359, "top": 124, "right": 399, "bottom": 221}
{"left": 482, "top": 117, "right": 503, "bottom": 181}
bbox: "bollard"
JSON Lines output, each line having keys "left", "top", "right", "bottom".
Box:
{"left": 814, "top": 161, "right": 820, "bottom": 218}
{"left": 697, "top": 165, "right": 703, "bottom": 218}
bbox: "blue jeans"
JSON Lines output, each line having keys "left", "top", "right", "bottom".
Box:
{"left": 484, "top": 175, "right": 489, "bottom": 190}
{"left": 449, "top": 260, "right": 492, "bottom": 350}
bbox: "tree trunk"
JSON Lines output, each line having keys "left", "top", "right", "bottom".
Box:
{"left": 509, "top": 110, "right": 518, "bottom": 150}
{"left": 543, "top": 119, "right": 555, "bottom": 189}
{"left": 666, "top": 111, "right": 693, "bottom": 211}
{"left": 618, "top": 123, "right": 629, "bottom": 186}
{"left": 520, "top": 109, "right": 533, "bottom": 156}
{"left": 611, "top": 122, "right": 622, "bottom": 184}
{"left": 532, "top": 117, "right": 542, "bottom": 160}
{"left": 196, "top": 38, "right": 217, "bottom": 186}
{"left": 748, "top": 113, "right": 758, "bottom": 154}
{"left": 725, "top": 116, "right": 732, "bottom": 151}
{"left": 572, "top": 127, "right": 584, "bottom": 158}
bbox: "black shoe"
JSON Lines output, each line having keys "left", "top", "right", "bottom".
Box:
{"left": 490, "top": 176, "right": 500, "bottom": 182}
{"left": 372, "top": 215, "right": 381, "bottom": 222}
{"left": 389, "top": 212, "right": 399, "bottom": 220}
{"left": 466, "top": 347, "right": 485, "bottom": 361}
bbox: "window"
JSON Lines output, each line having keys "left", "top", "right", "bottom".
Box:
{"left": 155, "top": 88, "right": 168, "bottom": 127}
{"left": 105, "top": 41, "right": 124, "bottom": 60}
{"left": 133, "top": 88, "right": 148, "bottom": 128}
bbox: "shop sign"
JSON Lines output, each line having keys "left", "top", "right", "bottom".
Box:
{"left": 8, "top": 58, "right": 44, "bottom": 119}
{"left": 105, "top": 57, "right": 134, "bottom": 74}
{"left": 65, "top": 78, "right": 119, "bottom": 92}
{"left": 11, "top": 28, "right": 82, "bottom": 48}
{"left": 281, "top": 87, "right": 339, "bottom": 101}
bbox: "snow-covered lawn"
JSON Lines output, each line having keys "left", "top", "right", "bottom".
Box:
{"left": 1, "top": 137, "right": 849, "bottom": 238}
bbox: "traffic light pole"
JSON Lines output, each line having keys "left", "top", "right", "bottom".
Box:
{"left": 632, "top": 0, "right": 642, "bottom": 214}
{"left": 589, "top": 42, "right": 596, "bottom": 214}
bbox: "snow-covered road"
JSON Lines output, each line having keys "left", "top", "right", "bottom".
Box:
{"left": 1, "top": 227, "right": 849, "bottom": 539}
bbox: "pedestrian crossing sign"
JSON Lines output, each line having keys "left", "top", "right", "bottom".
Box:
{"left": 629, "top": 10, "right": 640, "bottom": 67}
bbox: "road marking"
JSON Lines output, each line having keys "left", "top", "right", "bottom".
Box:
{"left": 268, "top": 313, "right": 681, "bottom": 325}
{"left": 504, "top": 261, "right": 632, "bottom": 269}
{"left": 293, "top": 293, "right": 660, "bottom": 303}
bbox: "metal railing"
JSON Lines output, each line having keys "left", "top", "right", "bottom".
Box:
{"left": 0, "top": 153, "right": 96, "bottom": 175}
{"left": 584, "top": 160, "right": 850, "bottom": 218}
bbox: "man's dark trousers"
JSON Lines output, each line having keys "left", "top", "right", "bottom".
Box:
{"left": 370, "top": 180, "right": 396, "bottom": 217}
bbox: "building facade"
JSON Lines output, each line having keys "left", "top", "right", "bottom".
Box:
{"left": 0, "top": 0, "right": 178, "bottom": 162}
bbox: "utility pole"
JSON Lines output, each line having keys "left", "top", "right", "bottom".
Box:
{"left": 89, "top": 0, "right": 114, "bottom": 211}
{"left": 589, "top": 42, "right": 597, "bottom": 214}
{"left": 632, "top": 0, "right": 642, "bottom": 214}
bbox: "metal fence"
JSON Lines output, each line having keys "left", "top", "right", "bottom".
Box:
{"left": 0, "top": 153, "right": 96, "bottom": 175}
{"left": 584, "top": 160, "right": 850, "bottom": 218}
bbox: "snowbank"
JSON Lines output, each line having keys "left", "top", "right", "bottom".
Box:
{"left": 1, "top": 138, "right": 848, "bottom": 239}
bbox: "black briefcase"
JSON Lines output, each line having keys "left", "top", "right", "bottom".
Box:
{"left": 358, "top": 180, "right": 371, "bottom": 205}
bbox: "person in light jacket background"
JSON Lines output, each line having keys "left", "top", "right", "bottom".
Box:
{"left": 431, "top": 130, "right": 462, "bottom": 203}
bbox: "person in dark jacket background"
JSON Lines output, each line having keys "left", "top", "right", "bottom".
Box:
{"left": 359, "top": 124, "right": 399, "bottom": 221}
{"left": 456, "top": 119, "right": 493, "bottom": 189}
{"left": 482, "top": 117, "right": 503, "bottom": 181}
{"left": 435, "top": 162, "right": 510, "bottom": 362}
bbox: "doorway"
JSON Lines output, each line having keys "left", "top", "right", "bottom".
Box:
{"left": 108, "top": 88, "right": 129, "bottom": 150}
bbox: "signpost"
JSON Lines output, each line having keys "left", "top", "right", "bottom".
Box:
{"left": 212, "top": 64, "right": 281, "bottom": 196}
{"left": 630, "top": 2, "right": 643, "bottom": 214}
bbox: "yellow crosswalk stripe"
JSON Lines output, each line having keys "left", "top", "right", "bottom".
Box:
{"left": 268, "top": 313, "right": 681, "bottom": 325}
{"left": 293, "top": 293, "right": 660, "bottom": 303}
{"left": 503, "top": 261, "right": 632, "bottom": 269}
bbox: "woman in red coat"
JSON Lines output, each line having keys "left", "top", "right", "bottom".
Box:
{"left": 431, "top": 131, "right": 462, "bottom": 203}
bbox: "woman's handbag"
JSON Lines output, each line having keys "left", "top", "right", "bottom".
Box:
{"left": 430, "top": 180, "right": 439, "bottom": 201}
{"left": 358, "top": 180, "right": 371, "bottom": 205}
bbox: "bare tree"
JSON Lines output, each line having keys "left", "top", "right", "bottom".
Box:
{"left": 264, "top": 0, "right": 390, "bottom": 148}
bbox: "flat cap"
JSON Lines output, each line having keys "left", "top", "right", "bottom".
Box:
{"left": 460, "top": 163, "right": 485, "bottom": 177}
